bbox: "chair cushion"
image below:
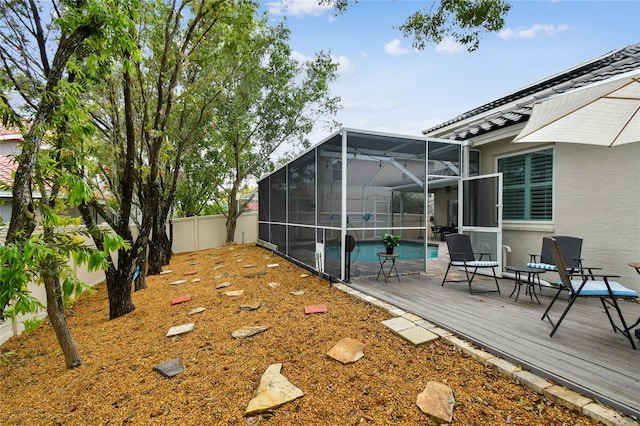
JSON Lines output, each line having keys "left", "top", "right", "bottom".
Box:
{"left": 569, "top": 280, "right": 638, "bottom": 297}
{"left": 527, "top": 262, "right": 557, "bottom": 271}
{"left": 465, "top": 261, "right": 498, "bottom": 268}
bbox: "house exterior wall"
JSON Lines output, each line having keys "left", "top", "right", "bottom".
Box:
{"left": 475, "top": 136, "right": 640, "bottom": 292}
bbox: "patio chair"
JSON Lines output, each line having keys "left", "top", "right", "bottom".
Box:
{"left": 541, "top": 237, "right": 638, "bottom": 349}
{"left": 528, "top": 236, "right": 584, "bottom": 272}
{"left": 441, "top": 234, "right": 501, "bottom": 295}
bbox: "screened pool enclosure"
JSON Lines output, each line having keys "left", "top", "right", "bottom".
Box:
{"left": 258, "top": 128, "right": 502, "bottom": 282}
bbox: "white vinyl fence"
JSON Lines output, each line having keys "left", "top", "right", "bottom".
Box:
{"left": 0, "top": 212, "right": 258, "bottom": 345}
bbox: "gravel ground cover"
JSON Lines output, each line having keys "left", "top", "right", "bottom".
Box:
{"left": 0, "top": 244, "right": 601, "bottom": 425}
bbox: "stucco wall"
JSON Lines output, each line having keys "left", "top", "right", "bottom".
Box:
{"left": 480, "top": 139, "right": 640, "bottom": 292}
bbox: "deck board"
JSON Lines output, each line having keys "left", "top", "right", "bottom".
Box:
{"left": 345, "top": 269, "right": 640, "bottom": 418}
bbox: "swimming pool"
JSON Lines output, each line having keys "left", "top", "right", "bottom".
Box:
{"left": 327, "top": 240, "right": 438, "bottom": 262}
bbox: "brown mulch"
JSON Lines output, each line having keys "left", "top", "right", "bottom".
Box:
{"left": 0, "top": 244, "right": 602, "bottom": 425}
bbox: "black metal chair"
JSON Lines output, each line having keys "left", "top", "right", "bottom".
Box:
{"left": 441, "top": 234, "right": 500, "bottom": 295}
{"left": 541, "top": 237, "right": 638, "bottom": 349}
{"left": 528, "top": 236, "right": 584, "bottom": 272}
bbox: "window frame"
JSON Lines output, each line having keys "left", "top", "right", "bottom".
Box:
{"left": 496, "top": 146, "right": 554, "bottom": 223}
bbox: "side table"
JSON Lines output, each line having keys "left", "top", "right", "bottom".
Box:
{"left": 376, "top": 252, "right": 400, "bottom": 284}
{"left": 506, "top": 265, "right": 545, "bottom": 304}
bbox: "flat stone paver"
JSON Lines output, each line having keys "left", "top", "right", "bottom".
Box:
{"left": 397, "top": 326, "right": 439, "bottom": 346}
{"left": 245, "top": 363, "right": 304, "bottom": 415}
{"left": 304, "top": 304, "right": 328, "bottom": 315}
{"left": 326, "top": 338, "right": 365, "bottom": 364}
{"left": 381, "top": 316, "right": 415, "bottom": 332}
{"left": 169, "top": 279, "right": 187, "bottom": 285}
{"left": 153, "top": 358, "right": 183, "bottom": 378}
{"left": 166, "top": 323, "right": 195, "bottom": 337}
{"left": 232, "top": 325, "right": 270, "bottom": 339}
{"left": 184, "top": 270, "right": 197, "bottom": 276}
{"left": 171, "top": 295, "right": 192, "bottom": 305}
{"left": 187, "top": 307, "right": 206, "bottom": 315}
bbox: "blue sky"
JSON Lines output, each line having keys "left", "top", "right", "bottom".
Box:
{"left": 263, "top": 0, "right": 640, "bottom": 143}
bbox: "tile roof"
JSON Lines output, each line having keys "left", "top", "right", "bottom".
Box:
{"left": 423, "top": 43, "right": 640, "bottom": 140}
{"left": 0, "top": 154, "right": 16, "bottom": 186}
{"left": 0, "top": 123, "right": 22, "bottom": 140}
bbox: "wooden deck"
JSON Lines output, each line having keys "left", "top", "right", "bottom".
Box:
{"left": 344, "top": 262, "right": 640, "bottom": 418}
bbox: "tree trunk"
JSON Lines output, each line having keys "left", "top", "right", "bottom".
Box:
{"left": 133, "top": 249, "right": 147, "bottom": 291}
{"left": 105, "top": 254, "right": 136, "bottom": 319}
{"left": 42, "top": 269, "right": 82, "bottom": 369}
{"left": 147, "top": 236, "right": 163, "bottom": 275}
{"left": 226, "top": 195, "right": 240, "bottom": 244}
{"left": 148, "top": 198, "right": 173, "bottom": 274}
{"left": 164, "top": 218, "right": 173, "bottom": 265}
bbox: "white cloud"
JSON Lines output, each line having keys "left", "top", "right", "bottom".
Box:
{"left": 384, "top": 39, "right": 410, "bottom": 57}
{"left": 266, "top": 0, "right": 332, "bottom": 17}
{"left": 499, "top": 23, "right": 569, "bottom": 39}
{"left": 435, "top": 37, "right": 464, "bottom": 54}
{"left": 291, "top": 50, "right": 312, "bottom": 63}
{"left": 333, "top": 54, "right": 355, "bottom": 77}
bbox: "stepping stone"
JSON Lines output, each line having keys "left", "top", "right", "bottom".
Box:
{"left": 236, "top": 259, "right": 243, "bottom": 262}
{"left": 171, "top": 295, "right": 192, "bottom": 305}
{"left": 327, "top": 338, "right": 365, "bottom": 364}
{"left": 213, "top": 265, "right": 224, "bottom": 270}
{"left": 187, "top": 307, "right": 206, "bottom": 315}
{"left": 153, "top": 358, "right": 183, "bottom": 378}
{"left": 267, "top": 282, "right": 280, "bottom": 289}
{"left": 224, "top": 290, "right": 244, "bottom": 297}
{"left": 214, "top": 273, "right": 230, "bottom": 279}
{"left": 397, "top": 326, "right": 439, "bottom": 346}
{"left": 169, "top": 279, "right": 187, "bottom": 286}
{"left": 239, "top": 302, "right": 261, "bottom": 311}
{"left": 304, "top": 304, "right": 328, "bottom": 315}
{"left": 300, "top": 274, "right": 310, "bottom": 278}
{"left": 166, "top": 323, "right": 195, "bottom": 337}
{"left": 381, "top": 317, "right": 415, "bottom": 332}
{"left": 188, "top": 261, "right": 200, "bottom": 266}
{"left": 184, "top": 270, "right": 197, "bottom": 276}
{"left": 416, "top": 381, "right": 455, "bottom": 423}
{"left": 263, "top": 255, "right": 270, "bottom": 259}
{"left": 191, "top": 278, "right": 201, "bottom": 283}
{"left": 160, "top": 270, "right": 173, "bottom": 275}
{"left": 266, "top": 263, "right": 280, "bottom": 268}
{"left": 245, "top": 363, "right": 304, "bottom": 415}
{"left": 216, "top": 282, "right": 232, "bottom": 289}
{"left": 244, "top": 271, "right": 268, "bottom": 278}
{"left": 243, "top": 264, "right": 257, "bottom": 268}
{"left": 232, "top": 325, "right": 270, "bottom": 339}
{"left": 290, "top": 290, "right": 305, "bottom": 296}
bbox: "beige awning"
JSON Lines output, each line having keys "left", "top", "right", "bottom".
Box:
{"left": 514, "top": 70, "right": 640, "bottom": 147}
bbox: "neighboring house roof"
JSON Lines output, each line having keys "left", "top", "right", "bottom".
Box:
{"left": 423, "top": 43, "right": 640, "bottom": 140}
{"left": 0, "top": 154, "right": 16, "bottom": 187}
{"left": 0, "top": 123, "right": 23, "bottom": 140}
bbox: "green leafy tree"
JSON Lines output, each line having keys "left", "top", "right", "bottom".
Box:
{"left": 0, "top": 0, "right": 136, "bottom": 366}
{"left": 323, "top": 0, "right": 510, "bottom": 52}
{"left": 208, "top": 19, "right": 341, "bottom": 243}
{"left": 81, "top": 1, "right": 261, "bottom": 283}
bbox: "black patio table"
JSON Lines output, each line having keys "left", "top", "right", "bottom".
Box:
{"left": 506, "top": 265, "right": 544, "bottom": 304}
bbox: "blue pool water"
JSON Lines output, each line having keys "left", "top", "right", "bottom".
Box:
{"left": 327, "top": 241, "right": 438, "bottom": 262}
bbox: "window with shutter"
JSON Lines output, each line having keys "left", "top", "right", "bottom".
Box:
{"left": 498, "top": 148, "right": 553, "bottom": 221}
